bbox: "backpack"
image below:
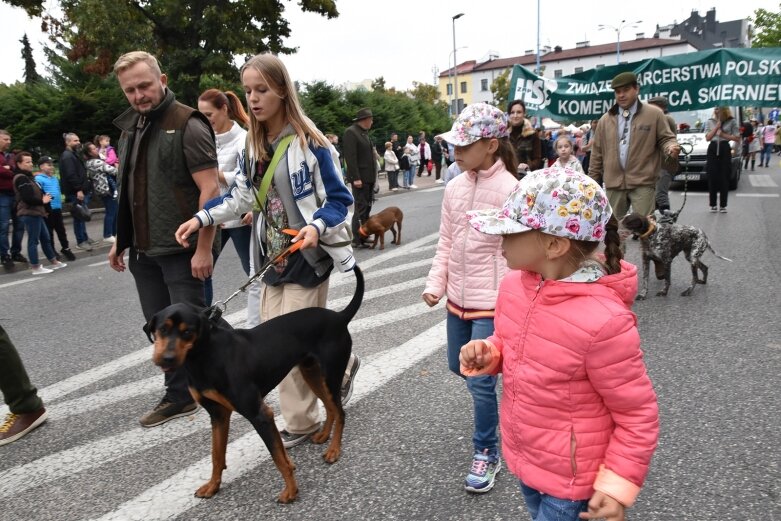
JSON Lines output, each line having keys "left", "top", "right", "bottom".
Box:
{"left": 399, "top": 154, "right": 410, "bottom": 170}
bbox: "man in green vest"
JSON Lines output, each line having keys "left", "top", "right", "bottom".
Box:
{"left": 108, "top": 51, "right": 220, "bottom": 428}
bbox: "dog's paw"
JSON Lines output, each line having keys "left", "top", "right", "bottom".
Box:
{"left": 656, "top": 290, "right": 669, "bottom": 297}
{"left": 277, "top": 485, "right": 298, "bottom": 504}
{"left": 696, "top": 279, "right": 706, "bottom": 285}
{"left": 194, "top": 480, "right": 221, "bottom": 498}
{"left": 635, "top": 293, "right": 647, "bottom": 301}
{"left": 680, "top": 288, "right": 694, "bottom": 296}
{"left": 323, "top": 446, "right": 341, "bottom": 463}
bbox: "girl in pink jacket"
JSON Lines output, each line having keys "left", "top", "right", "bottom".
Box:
{"left": 461, "top": 168, "right": 659, "bottom": 521}
{"left": 423, "top": 103, "right": 519, "bottom": 494}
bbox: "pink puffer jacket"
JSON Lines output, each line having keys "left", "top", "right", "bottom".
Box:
{"left": 424, "top": 160, "right": 519, "bottom": 311}
{"left": 486, "top": 261, "right": 659, "bottom": 506}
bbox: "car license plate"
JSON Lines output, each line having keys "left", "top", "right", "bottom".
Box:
{"left": 676, "top": 174, "right": 700, "bottom": 181}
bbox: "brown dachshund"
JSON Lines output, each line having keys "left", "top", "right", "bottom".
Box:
{"left": 143, "top": 266, "right": 364, "bottom": 503}
{"left": 358, "top": 206, "right": 403, "bottom": 250}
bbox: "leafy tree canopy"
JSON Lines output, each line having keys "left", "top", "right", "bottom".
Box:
{"left": 5, "top": 0, "right": 338, "bottom": 104}
{"left": 750, "top": 4, "right": 781, "bottom": 48}
{"left": 490, "top": 68, "right": 511, "bottom": 109}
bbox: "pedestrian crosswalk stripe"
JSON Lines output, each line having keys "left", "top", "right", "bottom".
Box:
{"left": 748, "top": 174, "right": 778, "bottom": 188}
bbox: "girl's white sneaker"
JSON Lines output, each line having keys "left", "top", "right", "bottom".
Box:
{"left": 50, "top": 262, "right": 67, "bottom": 270}
{"left": 31, "top": 265, "right": 53, "bottom": 275}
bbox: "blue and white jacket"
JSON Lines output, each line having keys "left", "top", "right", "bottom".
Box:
{"left": 194, "top": 131, "right": 356, "bottom": 273}
{"left": 35, "top": 173, "right": 63, "bottom": 210}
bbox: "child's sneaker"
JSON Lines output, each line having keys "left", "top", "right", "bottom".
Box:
{"left": 464, "top": 449, "right": 501, "bottom": 493}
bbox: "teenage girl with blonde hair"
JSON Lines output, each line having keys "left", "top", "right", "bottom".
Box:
{"left": 176, "top": 53, "right": 361, "bottom": 447}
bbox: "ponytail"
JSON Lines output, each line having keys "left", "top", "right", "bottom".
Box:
{"left": 495, "top": 138, "right": 519, "bottom": 178}
{"left": 198, "top": 89, "right": 250, "bottom": 128}
{"left": 224, "top": 91, "right": 250, "bottom": 128}
{"left": 603, "top": 214, "right": 623, "bottom": 275}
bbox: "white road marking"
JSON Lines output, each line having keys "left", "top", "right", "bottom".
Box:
{"left": 329, "top": 277, "right": 426, "bottom": 309}
{"left": 88, "top": 260, "right": 111, "bottom": 267}
{"left": 748, "top": 174, "right": 778, "bottom": 188}
{"left": 89, "top": 320, "right": 448, "bottom": 521}
{"left": 0, "top": 278, "right": 40, "bottom": 289}
{"left": 0, "top": 237, "right": 439, "bottom": 417}
{"left": 673, "top": 192, "right": 779, "bottom": 198}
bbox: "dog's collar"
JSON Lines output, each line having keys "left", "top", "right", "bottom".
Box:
{"left": 358, "top": 226, "right": 369, "bottom": 238}
{"left": 638, "top": 220, "right": 656, "bottom": 239}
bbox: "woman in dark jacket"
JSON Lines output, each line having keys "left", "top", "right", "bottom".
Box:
{"left": 507, "top": 100, "right": 543, "bottom": 176}
{"left": 12, "top": 152, "right": 67, "bottom": 274}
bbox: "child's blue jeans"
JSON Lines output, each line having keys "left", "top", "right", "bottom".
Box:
{"left": 520, "top": 481, "right": 589, "bottom": 521}
{"left": 446, "top": 312, "right": 498, "bottom": 455}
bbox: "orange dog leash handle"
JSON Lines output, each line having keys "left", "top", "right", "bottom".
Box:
{"left": 272, "top": 228, "right": 303, "bottom": 263}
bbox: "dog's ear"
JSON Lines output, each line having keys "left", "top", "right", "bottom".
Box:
{"left": 621, "top": 213, "right": 643, "bottom": 231}
{"left": 143, "top": 315, "right": 157, "bottom": 343}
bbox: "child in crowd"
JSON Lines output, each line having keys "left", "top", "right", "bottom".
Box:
{"left": 551, "top": 135, "right": 584, "bottom": 173}
{"left": 423, "top": 103, "right": 519, "bottom": 494}
{"left": 461, "top": 168, "right": 659, "bottom": 521}
{"left": 34, "top": 156, "right": 76, "bottom": 261}
{"left": 400, "top": 145, "right": 413, "bottom": 189}
{"left": 94, "top": 135, "right": 118, "bottom": 167}
{"left": 94, "top": 135, "right": 119, "bottom": 197}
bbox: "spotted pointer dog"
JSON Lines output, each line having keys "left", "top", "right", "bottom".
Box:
{"left": 620, "top": 212, "right": 732, "bottom": 300}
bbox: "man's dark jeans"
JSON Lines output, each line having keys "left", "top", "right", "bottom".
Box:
{"left": 351, "top": 183, "right": 374, "bottom": 242}
{"left": 128, "top": 249, "right": 205, "bottom": 404}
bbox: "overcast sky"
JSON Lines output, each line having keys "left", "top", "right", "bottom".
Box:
{"left": 0, "top": 0, "right": 777, "bottom": 89}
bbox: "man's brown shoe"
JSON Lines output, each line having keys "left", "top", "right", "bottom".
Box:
{"left": 139, "top": 399, "right": 198, "bottom": 428}
{"left": 0, "top": 407, "right": 47, "bottom": 446}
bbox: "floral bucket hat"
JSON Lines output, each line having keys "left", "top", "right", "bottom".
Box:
{"left": 467, "top": 168, "right": 612, "bottom": 241}
{"left": 437, "top": 102, "right": 510, "bottom": 146}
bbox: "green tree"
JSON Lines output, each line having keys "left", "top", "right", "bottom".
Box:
{"left": 299, "top": 81, "right": 451, "bottom": 151}
{"left": 7, "top": 0, "right": 339, "bottom": 105}
{"left": 490, "top": 68, "right": 511, "bottom": 108}
{"left": 20, "top": 34, "right": 41, "bottom": 84}
{"left": 409, "top": 82, "right": 439, "bottom": 104}
{"left": 370, "top": 76, "right": 386, "bottom": 92}
{"left": 751, "top": 4, "right": 781, "bottom": 48}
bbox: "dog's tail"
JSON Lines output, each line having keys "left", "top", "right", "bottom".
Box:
{"left": 340, "top": 265, "right": 364, "bottom": 323}
{"left": 707, "top": 243, "right": 733, "bottom": 262}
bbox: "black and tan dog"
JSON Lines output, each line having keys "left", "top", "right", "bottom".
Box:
{"left": 143, "top": 266, "right": 364, "bottom": 503}
{"left": 620, "top": 213, "right": 732, "bottom": 299}
{"left": 358, "top": 206, "right": 403, "bottom": 250}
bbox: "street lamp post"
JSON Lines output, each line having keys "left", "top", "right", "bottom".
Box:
{"left": 452, "top": 12, "right": 464, "bottom": 116}
{"left": 598, "top": 19, "right": 642, "bottom": 64}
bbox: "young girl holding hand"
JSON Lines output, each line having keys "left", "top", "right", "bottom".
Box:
{"left": 461, "top": 168, "right": 659, "bottom": 521}
{"left": 423, "top": 103, "right": 519, "bottom": 493}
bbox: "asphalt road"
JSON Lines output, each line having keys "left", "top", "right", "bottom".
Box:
{"left": 1, "top": 163, "right": 780, "bottom": 520}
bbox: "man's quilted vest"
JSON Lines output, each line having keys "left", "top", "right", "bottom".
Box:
{"left": 114, "top": 90, "right": 213, "bottom": 256}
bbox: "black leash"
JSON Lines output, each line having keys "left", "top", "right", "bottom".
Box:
{"left": 673, "top": 142, "right": 694, "bottom": 220}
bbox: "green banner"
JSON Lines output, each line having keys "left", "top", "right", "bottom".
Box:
{"left": 510, "top": 47, "right": 781, "bottom": 120}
